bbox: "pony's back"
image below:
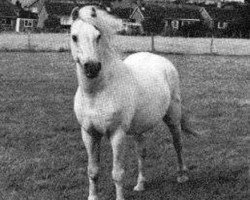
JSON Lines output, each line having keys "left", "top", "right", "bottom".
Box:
{"left": 124, "top": 52, "right": 180, "bottom": 95}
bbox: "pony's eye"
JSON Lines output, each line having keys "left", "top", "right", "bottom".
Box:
{"left": 72, "top": 35, "right": 78, "bottom": 43}
{"left": 96, "top": 34, "right": 101, "bottom": 43}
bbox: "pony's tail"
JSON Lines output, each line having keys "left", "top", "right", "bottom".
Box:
{"left": 181, "top": 106, "right": 200, "bottom": 137}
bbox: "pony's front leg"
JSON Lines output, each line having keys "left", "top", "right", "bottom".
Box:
{"left": 81, "top": 127, "right": 102, "bottom": 200}
{"left": 110, "top": 128, "right": 126, "bottom": 200}
{"left": 133, "top": 135, "right": 146, "bottom": 191}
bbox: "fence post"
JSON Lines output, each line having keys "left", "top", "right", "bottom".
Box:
{"left": 151, "top": 34, "right": 155, "bottom": 52}
{"left": 27, "top": 31, "right": 31, "bottom": 51}
{"left": 210, "top": 35, "right": 214, "bottom": 54}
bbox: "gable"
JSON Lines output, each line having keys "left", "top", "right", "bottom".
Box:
{"left": 130, "top": 7, "right": 144, "bottom": 22}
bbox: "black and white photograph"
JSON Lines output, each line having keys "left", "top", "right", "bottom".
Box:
{"left": 0, "top": 0, "right": 249, "bottom": 199}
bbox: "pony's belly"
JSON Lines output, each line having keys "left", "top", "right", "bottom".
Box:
{"left": 128, "top": 113, "right": 164, "bottom": 135}
{"left": 128, "top": 92, "right": 170, "bottom": 135}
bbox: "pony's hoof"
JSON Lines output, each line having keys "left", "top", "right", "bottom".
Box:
{"left": 133, "top": 184, "right": 145, "bottom": 191}
{"left": 88, "top": 195, "right": 98, "bottom": 200}
{"left": 177, "top": 175, "right": 189, "bottom": 183}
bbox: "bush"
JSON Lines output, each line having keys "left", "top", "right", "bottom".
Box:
{"left": 44, "top": 16, "right": 61, "bottom": 32}
{"left": 141, "top": 6, "right": 165, "bottom": 35}
{"left": 179, "top": 22, "right": 211, "bottom": 37}
{"left": 223, "top": 20, "right": 250, "bottom": 38}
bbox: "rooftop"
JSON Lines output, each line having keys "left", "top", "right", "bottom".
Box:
{"left": 0, "top": 0, "right": 18, "bottom": 18}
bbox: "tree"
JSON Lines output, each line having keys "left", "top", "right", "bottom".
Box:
{"left": 141, "top": 7, "right": 165, "bottom": 35}
{"left": 44, "top": 16, "right": 61, "bottom": 32}
{"left": 245, "top": 0, "right": 250, "bottom": 4}
{"left": 179, "top": 22, "right": 211, "bottom": 37}
{"left": 141, "top": 6, "right": 165, "bottom": 51}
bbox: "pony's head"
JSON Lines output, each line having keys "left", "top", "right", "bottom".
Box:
{"left": 70, "top": 5, "right": 122, "bottom": 79}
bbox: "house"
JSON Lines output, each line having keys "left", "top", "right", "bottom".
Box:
{"left": 129, "top": 4, "right": 212, "bottom": 36}
{"left": 16, "top": 9, "right": 38, "bottom": 32}
{"left": 0, "top": 0, "right": 18, "bottom": 31}
{"left": 208, "top": 5, "right": 249, "bottom": 37}
{"left": 164, "top": 5, "right": 203, "bottom": 32}
{"left": 129, "top": 5, "right": 165, "bottom": 34}
{"left": 32, "top": 0, "right": 92, "bottom": 30}
{"left": 207, "top": 8, "right": 235, "bottom": 30}
{"left": 24, "top": 0, "right": 50, "bottom": 29}
{"left": 206, "top": 6, "right": 241, "bottom": 37}
{"left": 0, "top": 0, "right": 37, "bottom": 32}
{"left": 111, "top": 7, "right": 142, "bottom": 35}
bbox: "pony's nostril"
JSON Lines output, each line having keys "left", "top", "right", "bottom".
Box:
{"left": 84, "top": 62, "right": 90, "bottom": 68}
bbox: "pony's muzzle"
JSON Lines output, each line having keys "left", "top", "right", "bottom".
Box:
{"left": 84, "top": 61, "right": 102, "bottom": 79}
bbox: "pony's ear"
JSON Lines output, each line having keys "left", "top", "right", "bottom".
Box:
{"left": 71, "top": 7, "right": 80, "bottom": 21}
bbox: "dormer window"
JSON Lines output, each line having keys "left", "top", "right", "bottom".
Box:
{"left": 171, "top": 20, "right": 179, "bottom": 29}
{"left": 24, "top": 19, "right": 33, "bottom": 27}
{"left": 218, "top": 22, "right": 228, "bottom": 29}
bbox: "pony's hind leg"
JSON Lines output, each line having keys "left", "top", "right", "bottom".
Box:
{"left": 133, "top": 135, "right": 146, "bottom": 191}
{"left": 163, "top": 102, "right": 188, "bottom": 183}
{"left": 81, "top": 127, "right": 102, "bottom": 200}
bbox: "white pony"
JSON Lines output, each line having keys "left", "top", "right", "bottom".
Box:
{"left": 70, "top": 5, "right": 198, "bottom": 200}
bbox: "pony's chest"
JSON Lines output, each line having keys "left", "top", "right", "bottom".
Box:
{"left": 74, "top": 91, "right": 123, "bottom": 133}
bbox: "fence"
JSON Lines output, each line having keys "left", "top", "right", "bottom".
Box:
{"left": 0, "top": 33, "right": 250, "bottom": 56}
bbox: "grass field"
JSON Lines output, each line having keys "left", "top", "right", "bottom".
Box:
{"left": 0, "top": 52, "right": 249, "bottom": 200}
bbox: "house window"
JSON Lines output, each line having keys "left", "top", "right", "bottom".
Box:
{"left": 1, "top": 19, "right": 11, "bottom": 25}
{"left": 171, "top": 20, "right": 179, "bottom": 29}
{"left": 1, "top": 19, "right": 6, "bottom": 24}
{"left": 60, "top": 16, "right": 72, "bottom": 25}
{"left": 24, "top": 19, "right": 33, "bottom": 27}
{"left": 218, "top": 22, "right": 228, "bottom": 29}
{"left": 181, "top": 21, "right": 189, "bottom": 26}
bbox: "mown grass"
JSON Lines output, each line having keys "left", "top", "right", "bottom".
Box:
{"left": 0, "top": 52, "right": 249, "bottom": 200}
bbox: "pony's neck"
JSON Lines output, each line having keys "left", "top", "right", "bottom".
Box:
{"left": 77, "top": 38, "right": 120, "bottom": 96}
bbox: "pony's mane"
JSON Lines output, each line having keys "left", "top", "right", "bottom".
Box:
{"left": 78, "top": 6, "right": 123, "bottom": 36}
